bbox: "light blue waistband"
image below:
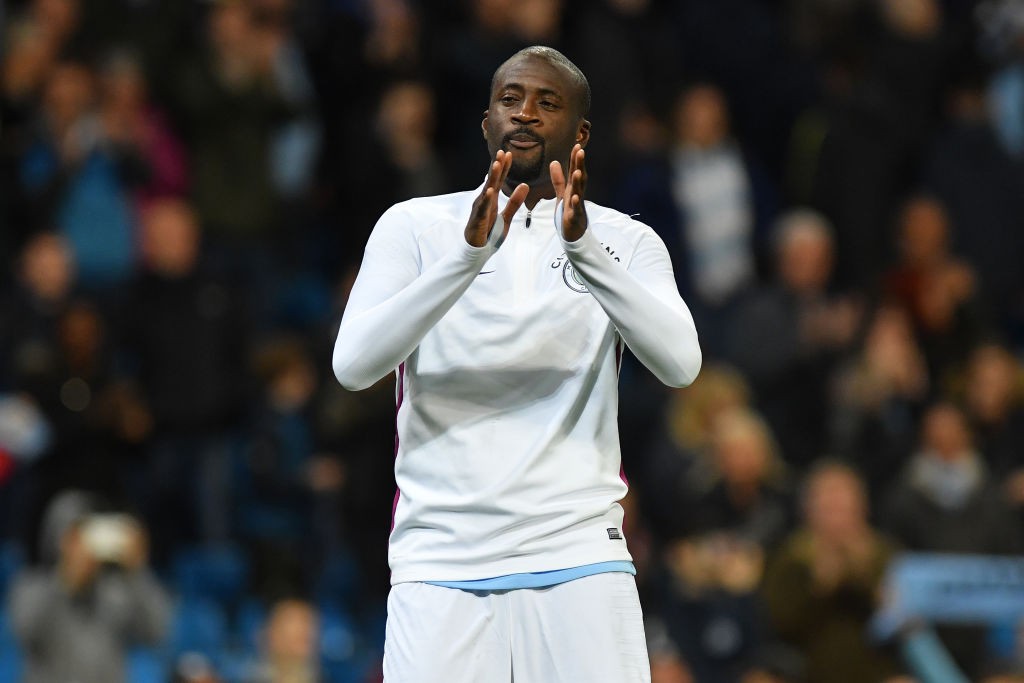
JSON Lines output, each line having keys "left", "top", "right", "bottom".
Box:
{"left": 426, "top": 560, "right": 636, "bottom": 591}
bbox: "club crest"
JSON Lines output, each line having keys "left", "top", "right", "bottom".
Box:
{"left": 550, "top": 254, "right": 588, "bottom": 293}
{"left": 549, "top": 244, "right": 620, "bottom": 294}
{"left": 563, "top": 262, "right": 589, "bottom": 293}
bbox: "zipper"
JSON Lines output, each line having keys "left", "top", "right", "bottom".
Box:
{"left": 525, "top": 210, "right": 532, "bottom": 228}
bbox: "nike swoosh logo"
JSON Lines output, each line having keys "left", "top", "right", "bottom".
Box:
{"left": 478, "top": 270, "right": 495, "bottom": 275}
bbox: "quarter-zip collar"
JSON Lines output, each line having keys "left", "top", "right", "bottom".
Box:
{"left": 482, "top": 180, "right": 560, "bottom": 234}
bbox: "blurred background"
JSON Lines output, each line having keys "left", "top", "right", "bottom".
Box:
{"left": 1, "top": 0, "right": 1024, "bottom": 681}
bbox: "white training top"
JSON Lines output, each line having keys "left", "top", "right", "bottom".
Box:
{"left": 333, "top": 186, "right": 701, "bottom": 584}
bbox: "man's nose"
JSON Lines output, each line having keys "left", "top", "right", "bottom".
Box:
{"left": 511, "top": 100, "right": 540, "bottom": 124}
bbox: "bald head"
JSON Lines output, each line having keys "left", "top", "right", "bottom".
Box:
{"left": 491, "top": 46, "right": 591, "bottom": 117}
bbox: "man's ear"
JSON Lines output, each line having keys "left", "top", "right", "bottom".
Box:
{"left": 577, "top": 119, "right": 592, "bottom": 148}
{"left": 481, "top": 110, "right": 489, "bottom": 140}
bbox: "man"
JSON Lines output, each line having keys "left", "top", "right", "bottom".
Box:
{"left": 333, "top": 46, "right": 701, "bottom": 682}
{"left": 761, "top": 462, "right": 902, "bottom": 683}
{"left": 9, "top": 491, "right": 171, "bottom": 683}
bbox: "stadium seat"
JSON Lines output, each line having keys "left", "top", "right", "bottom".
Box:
{"left": 172, "top": 545, "right": 248, "bottom": 607}
{"left": 314, "top": 549, "right": 361, "bottom": 609}
{"left": 126, "top": 646, "right": 166, "bottom": 683}
{"left": 319, "top": 606, "right": 372, "bottom": 683}
{"left": 215, "top": 649, "right": 260, "bottom": 683}
{"left": 0, "top": 541, "right": 24, "bottom": 602}
{"left": 168, "top": 597, "right": 228, "bottom": 661}
{"left": 234, "top": 597, "right": 267, "bottom": 653}
{"left": 0, "top": 612, "right": 22, "bottom": 683}
{"left": 0, "top": 647, "right": 21, "bottom": 683}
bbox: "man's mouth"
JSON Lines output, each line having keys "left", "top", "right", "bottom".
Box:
{"left": 506, "top": 132, "right": 543, "bottom": 151}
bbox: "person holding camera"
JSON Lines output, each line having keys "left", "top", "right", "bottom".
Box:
{"left": 8, "top": 490, "right": 171, "bottom": 683}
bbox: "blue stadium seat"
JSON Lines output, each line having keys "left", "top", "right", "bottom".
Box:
{"left": 987, "top": 619, "right": 1020, "bottom": 661}
{"left": 0, "top": 542, "right": 24, "bottom": 602}
{"left": 217, "top": 650, "right": 260, "bottom": 683}
{"left": 0, "top": 612, "right": 22, "bottom": 683}
{"left": 234, "top": 597, "right": 267, "bottom": 654}
{"left": 0, "top": 647, "right": 22, "bottom": 683}
{"left": 168, "top": 597, "right": 228, "bottom": 661}
{"left": 126, "top": 646, "right": 167, "bottom": 683}
{"left": 314, "top": 549, "right": 361, "bottom": 609}
{"left": 172, "top": 545, "right": 248, "bottom": 607}
{"left": 319, "top": 606, "right": 371, "bottom": 683}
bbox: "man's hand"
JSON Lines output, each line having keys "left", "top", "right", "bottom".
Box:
{"left": 465, "top": 149, "right": 529, "bottom": 248}
{"left": 550, "top": 144, "right": 588, "bottom": 242}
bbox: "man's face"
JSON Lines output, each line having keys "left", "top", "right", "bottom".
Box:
{"left": 482, "top": 56, "right": 589, "bottom": 189}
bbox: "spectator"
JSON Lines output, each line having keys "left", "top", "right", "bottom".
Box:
{"left": 338, "top": 79, "right": 448, "bottom": 270}
{"left": 11, "top": 295, "right": 149, "bottom": 551}
{"left": 727, "top": 209, "right": 861, "bottom": 470}
{"left": 808, "top": 0, "right": 948, "bottom": 290}
{"left": 1, "top": 16, "right": 60, "bottom": 258}
{"left": 238, "top": 337, "right": 344, "bottom": 602}
{"left": 640, "top": 364, "right": 752, "bottom": 538}
{"left": 978, "top": 0, "right": 1024, "bottom": 160}
{"left": 668, "top": 85, "right": 761, "bottom": 311}
{"left": 651, "top": 527, "right": 766, "bottom": 683}
{"left": 617, "top": 84, "right": 774, "bottom": 352}
{"left": 431, "top": 0, "right": 563, "bottom": 188}
{"left": 881, "top": 401, "right": 1021, "bottom": 678}
{"left": 75, "top": 0, "right": 192, "bottom": 106}
{"left": 646, "top": 616, "right": 696, "bottom": 683}
{"left": 18, "top": 59, "right": 137, "bottom": 288}
{"left": 96, "top": 49, "right": 189, "bottom": 205}
{"left": 960, "top": 343, "right": 1024, "bottom": 480}
{"left": 363, "top": 0, "right": 423, "bottom": 76}
{"left": 1, "top": 15, "right": 58, "bottom": 130}
{"left": 882, "top": 195, "right": 988, "bottom": 380}
{"left": 27, "top": 0, "right": 84, "bottom": 54}
{"left": 923, "top": 72, "right": 1024, "bottom": 344}
{"left": 567, "top": 0, "right": 684, "bottom": 201}
{"left": 687, "top": 408, "right": 793, "bottom": 550}
{"left": 170, "top": 0, "right": 298, "bottom": 246}
{"left": 310, "top": 0, "right": 424, "bottom": 254}
{"left": 249, "top": 0, "right": 322, "bottom": 204}
{"left": 761, "top": 461, "right": 902, "bottom": 683}
{"left": 121, "top": 199, "right": 247, "bottom": 564}
{"left": 0, "top": 232, "right": 76, "bottom": 390}
{"left": 254, "top": 598, "right": 321, "bottom": 683}
{"left": 8, "top": 489, "right": 170, "bottom": 683}
{"left": 881, "top": 401, "right": 1020, "bottom": 555}
{"left": 829, "top": 303, "right": 930, "bottom": 498}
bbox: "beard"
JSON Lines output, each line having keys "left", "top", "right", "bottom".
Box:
{"left": 507, "top": 149, "right": 546, "bottom": 184}
{"left": 501, "top": 129, "right": 546, "bottom": 184}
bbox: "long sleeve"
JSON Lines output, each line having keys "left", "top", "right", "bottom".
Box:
{"left": 8, "top": 572, "right": 60, "bottom": 648}
{"left": 116, "top": 570, "right": 172, "bottom": 645}
{"left": 560, "top": 223, "right": 701, "bottom": 388}
{"left": 332, "top": 205, "right": 498, "bottom": 390}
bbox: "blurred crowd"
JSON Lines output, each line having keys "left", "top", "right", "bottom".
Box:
{"left": 2, "top": 0, "right": 1024, "bottom": 681}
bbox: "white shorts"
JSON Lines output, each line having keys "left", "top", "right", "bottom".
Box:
{"left": 383, "top": 572, "right": 651, "bottom": 683}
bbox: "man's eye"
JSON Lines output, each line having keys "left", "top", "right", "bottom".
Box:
{"left": 500, "top": 96, "right": 518, "bottom": 105}
{"left": 541, "top": 101, "right": 557, "bottom": 109}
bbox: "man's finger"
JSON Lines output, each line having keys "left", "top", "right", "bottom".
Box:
{"left": 550, "top": 160, "right": 565, "bottom": 198}
{"left": 474, "top": 187, "right": 496, "bottom": 219}
{"left": 572, "top": 169, "right": 585, "bottom": 201}
{"left": 485, "top": 150, "right": 506, "bottom": 191}
{"left": 569, "top": 144, "right": 582, "bottom": 181}
{"left": 501, "top": 183, "right": 530, "bottom": 225}
{"left": 572, "top": 148, "right": 588, "bottom": 208}
{"left": 497, "top": 150, "right": 513, "bottom": 188}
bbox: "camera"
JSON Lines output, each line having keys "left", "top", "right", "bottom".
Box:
{"left": 81, "top": 514, "right": 135, "bottom": 563}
